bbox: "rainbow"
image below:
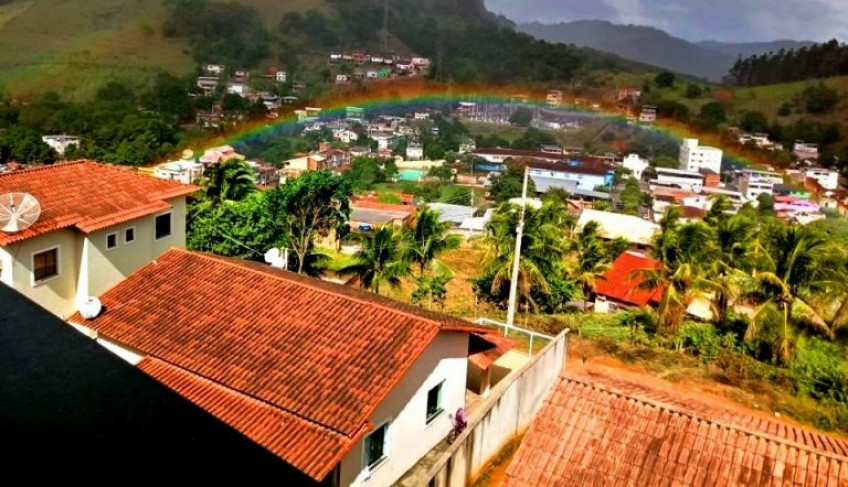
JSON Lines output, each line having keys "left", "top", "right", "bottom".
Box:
{"left": 209, "top": 82, "right": 758, "bottom": 170}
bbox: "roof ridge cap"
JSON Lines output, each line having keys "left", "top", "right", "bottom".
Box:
{"left": 0, "top": 159, "right": 88, "bottom": 179}
{"left": 564, "top": 374, "right": 848, "bottom": 462}
{"left": 141, "top": 356, "right": 359, "bottom": 439}
{"left": 178, "top": 249, "right": 470, "bottom": 330}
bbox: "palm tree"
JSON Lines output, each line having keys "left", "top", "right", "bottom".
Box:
{"left": 204, "top": 158, "right": 257, "bottom": 203}
{"left": 404, "top": 208, "right": 462, "bottom": 276}
{"left": 707, "top": 213, "right": 763, "bottom": 323}
{"left": 743, "top": 224, "right": 839, "bottom": 363}
{"left": 569, "top": 220, "right": 610, "bottom": 310}
{"left": 339, "top": 226, "right": 410, "bottom": 295}
{"left": 637, "top": 207, "right": 719, "bottom": 333}
{"left": 480, "top": 201, "right": 568, "bottom": 311}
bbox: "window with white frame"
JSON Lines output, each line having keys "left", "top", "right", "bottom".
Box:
{"left": 363, "top": 421, "right": 390, "bottom": 471}
{"left": 426, "top": 381, "right": 444, "bottom": 424}
{"left": 106, "top": 233, "right": 118, "bottom": 249}
{"left": 154, "top": 213, "right": 172, "bottom": 240}
{"left": 125, "top": 227, "right": 136, "bottom": 244}
{"left": 33, "top": 247, "right": 59, "bottom": 283}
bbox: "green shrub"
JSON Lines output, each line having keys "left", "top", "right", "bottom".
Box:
{"left": 674, "top": 324, "right": 727, "bottom": 362}
{"left": 790, "top": 338, "right": 848, "bottom": 404}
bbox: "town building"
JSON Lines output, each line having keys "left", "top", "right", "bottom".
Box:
{"left": 41, "top": 135, "right": 81, "bottom": 156}
{"left": 576, "top": 209, "right": 659, "bottom": 247}
{"left": 794, "top": 141, "right": 820, "bottom": 161}
{"left": 546, "top": 90, "right": 563, "bottom": 108}
{"left": 593, "top": 251, "right": 662, "bottom": 313}
{"left": 679, "top": 138, "right": 723, "bottom": 174}
{"left": 804, "top": 167, "right": 839, "bottom": 191}
{"left": 406, "top": 142, "right": 424, "bottom": 161}
{"left": 199, "top": 145, "right": 244, "bottom": 166}
{"left": 638, "top": 105, "right": 657, "bottom": 124}
{"left": 153, "top": 159, "right": 204, "bottom": 185}
{"left": 622, "top": 154, "right": 649, "bottom": 180}
{"left": 652, "top": 167, "right": 705, "bottom": 192}
{"left": 0, "top": 161, "right": 197, "bottom": 318}
{"left": 738, "top": 173, "right": 776, "bottom": 201}
{"left": 527, "top": 160, "right": 614, "bottom": 193}
{"left": 68, "top": 248, "right": 492, "bottom": 486}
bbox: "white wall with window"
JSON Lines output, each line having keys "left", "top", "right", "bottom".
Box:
{"left": 339, "top": 332, "right": 470, "bottom": 486}
{"left": 3, "top": 228, "right": 77, "bottom": 317}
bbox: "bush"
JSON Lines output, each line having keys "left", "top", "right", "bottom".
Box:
{"left": 674, "top": 324, "right": 725, "bottom": 361}
{"left": 790, "top": 338, "right": 848, "bottom": 404}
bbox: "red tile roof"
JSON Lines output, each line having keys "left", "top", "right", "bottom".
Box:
{"left": 594, "top": 251, "right": 663, "bottom": 307}
{"left": 0, "top": 161, "right": 198, "bottom": 246}
{"left": 505, "top": 372, "right": 848, "bottom": 486}
{"left": 70, "top": 248, "right": 483, "bottom": 480}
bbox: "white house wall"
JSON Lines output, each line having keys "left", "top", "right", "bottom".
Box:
{"left": 0, "top": 246, "right": 12, "bottom": 286}
{"left": 6, "top": 228, "right": 78, "bottom": 318}
{"left": 339, "top": 332, "right": 470, "bottom": 487}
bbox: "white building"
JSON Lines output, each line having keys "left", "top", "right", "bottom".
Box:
{"left": 68, "top": 248, "right": 498, "bottom": 487}
{"left": 373, "top": 133, "right": 395, "bottom": 152}
{"left": 737, "top": 174, "right": 775, "bottom": 201}
{"left": 41, "top": 135, "right": 81, "bottom": 156}
{"left": 794, "top": 141, "right": 819, "bottom": 161}
{"left": 333, "top": 128, "right": 360, "bottom": 145}
{"left": 226, "top": 83, "right": 249, "bottom": 97}
{"left": 0, "top": 161, "right": 196, "bottom": 318}
{"left": 153, "top": 159, "right": 204, "bottom": 185}
{"left": 639, "top": 106, "right": 657, "bottom": 124}
{"left": 622, "top": 154, "right": 649, "bottom": 180}
{"left": 275, "top": 70, "right": 287, "bottom": 83}
{"left": 406, "top": 142, "right": 424, "bottom": 161}
{"left": 527, "top": 160, "right": 613, "bottom": 192}
{"left": 736, "top": 168, "right": 782, "bottom": 185}
{"left": 653, "top": 167, "right": 705, "bottom": 192}
{"left": 679, "top": 138, "right": 723, "bottom": 174}
{"left": 805, "top": 167, "right": 839, "bottom": 191}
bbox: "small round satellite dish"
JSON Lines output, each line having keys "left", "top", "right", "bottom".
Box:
{"left": 79, "top": 297, "right": 103, "bottom": 320}
{"left": 264, "top": 248, "right": 281, "bottom": 264}
{"left": 0, "top": 193, "right": 41, "bottom": 233}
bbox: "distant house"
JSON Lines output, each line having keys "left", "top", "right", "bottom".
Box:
{"left": 205, "top": 64, "right": 225, "bottom": 75}
{"left": 459, "top": 138, "right": 477, "bottom": 154}
{"left": 426, "top": 203, "right": 476, "bottom": 227}
{"left": 527, "top": 159, "right": 614, "bottom": 192}
{"left": 196, "top": 76, "right": 219, "bottom": 93}
{"left": 622, "top": 154, "right": 649, "bottom": 180}
{"left": 333, "top": 128, "right": 359, "bottom": 144}
{"left": 804, "top": 167, "right": 839, "bottom": 191}
{"left": 593, "top": 251, "right": 663, "bottom": 312}
{"left": 794, "top": 141, "right": 820, "bottom": 161}
{"left": 69, "top": 248, "right": 492, "bottom": 486}
{"left": 546, "top": 90, "right": 563, "bottom": 108}
{"left": 199, "top": 145, "right": 244, "bottom": 166}
{"left": 504, "top": 371, "right": 848, "bottom": 486}
{"left": 639, "top": 105, "right": 657, "bottom": 124}
{"left": 41, "top": 135, "right": 81, "bottom": 156}
{"left": 349, "top": 198, "right": 416, "bottom": 229}
{"left": 226, "top": 82, "right": 249, "bottom": 97}
{"left": 679, "top": 138, "right": 723, "bottom": 174}
{"left": 406, "top": 142, "right": 424, "bottom": 161}
{"left": 576, "top": 209, "right": 659, "bottom": 247}
{"left": 336, "top": 74, "right": 351, "bottom": 84}
{"left": 0, "top": 161, "right": 197, "bottom": 318}
{"left": 153, "top": 159, "right": 204, "bottom": 185}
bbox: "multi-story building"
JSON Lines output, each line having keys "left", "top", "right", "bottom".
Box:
{"left": 679, "top": 138, "right": 723, "bottom": 174}
{"left": 0, "top": 161, "right": 197, "bottom": 318}
{"left": 805, "top": 167, "right": 839, "bottom": 191}
{"left": 738, "top": 174, "right": 775, "bottom": 201}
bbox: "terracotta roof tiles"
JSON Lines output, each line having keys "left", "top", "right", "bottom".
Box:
{"left": 70, "top": 248, "right": 483, "bottom": 480}
{"left": 505, "top": 372, "right": 848, "bottom": 486}
{"left": 0, "top": 161, "right": 199, "bottom": 245}
{"left": 594, "top": 251, "right": 664, "bottom": 307}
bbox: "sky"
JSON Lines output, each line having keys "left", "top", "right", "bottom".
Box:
{"left": 484, "top": 0, "right": 847, "bottom": 43}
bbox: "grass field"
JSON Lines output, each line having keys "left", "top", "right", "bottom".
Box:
{"left": 732, "top": 76, "right": 848, "bottom": 122}
{"left": 0, "top": 0, "right": 331, "bottom": 100}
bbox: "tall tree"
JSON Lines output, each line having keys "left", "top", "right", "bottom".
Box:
{"left": 267, "top": 170, "right": 353, "bottom": 274}
{"left": 340, "top": 226, "right": 410, "bottom": 294}
{"left": 404, "top": 207, "right": 462, "bottom": 276}
{"left": 570, "top": 220, "right": 611, "bottom": 310}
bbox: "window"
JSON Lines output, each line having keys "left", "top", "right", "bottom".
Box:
{"left": 426, "top": 382, "right": 444, "bottom": 424}
{"left": 33, "top": 248, "right": 59, "bottom": 283}
{"left": 364, "top": 421, "right": 389, "bottom": 470}
{"left": 125, "top": 227, "right": 136, "bottom": 244}
{"left": 154, "top": 213, "right": 172, "bottom": 240}
{"left": 106, "top": 233, "right": 118, "bottom": 249}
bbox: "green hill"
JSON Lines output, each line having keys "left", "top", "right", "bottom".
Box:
{"left": 0, "top": 0, "right": 648, "bottom": 100}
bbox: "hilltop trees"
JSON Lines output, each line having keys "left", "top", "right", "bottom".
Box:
{"left": 728, "top": 39, "right": 848, "bottom": 86}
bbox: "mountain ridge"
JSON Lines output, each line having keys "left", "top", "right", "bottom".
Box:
{"left": 518, "top": 20, "right": 815, "bottom": 81}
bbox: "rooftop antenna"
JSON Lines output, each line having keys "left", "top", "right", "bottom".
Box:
{"left": 0, "top": 193, "right": 41, "bottom": 233}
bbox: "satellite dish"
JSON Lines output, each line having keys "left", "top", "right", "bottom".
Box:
{"left": 79, "top": 297, "right": 103, "bottom": 320}
{"left": 264, "top": 248, "right": 287, "bottom": 269}
{"left": 0, "top": 193, "right": 41, "bottom": 233}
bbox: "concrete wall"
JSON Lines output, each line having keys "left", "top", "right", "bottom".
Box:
{"left": 339, "top": 332, "right": 470, "bottom": 487}
{"left": 422, "top": 331, "right": 568, "bottom": 487}
{"left": 396, "top": 160, "right": 444, "bottom": 170}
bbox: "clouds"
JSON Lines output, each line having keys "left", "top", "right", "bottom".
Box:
{"left": 485, "top": 0, "right": 848, "bottom": 42}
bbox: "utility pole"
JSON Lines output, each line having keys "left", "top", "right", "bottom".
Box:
{"left": 506, "top": 166, "right": 529, "bottom": 327}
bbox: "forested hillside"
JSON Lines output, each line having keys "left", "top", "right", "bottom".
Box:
{"left": 728, "top": 39, "right": 848, "bottom": 86}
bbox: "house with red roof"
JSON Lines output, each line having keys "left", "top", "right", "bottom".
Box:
{"left": 593, "top": 251, "right": 663, "bottom": 312}
{"left": 504, "top": 370, "right": 848, "bottom": 486}
{"left": 69, "top": 248, "right": 505, "bottom": 486}
{"left": 0, "top": 161, "right": 198, "bottom": 318}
